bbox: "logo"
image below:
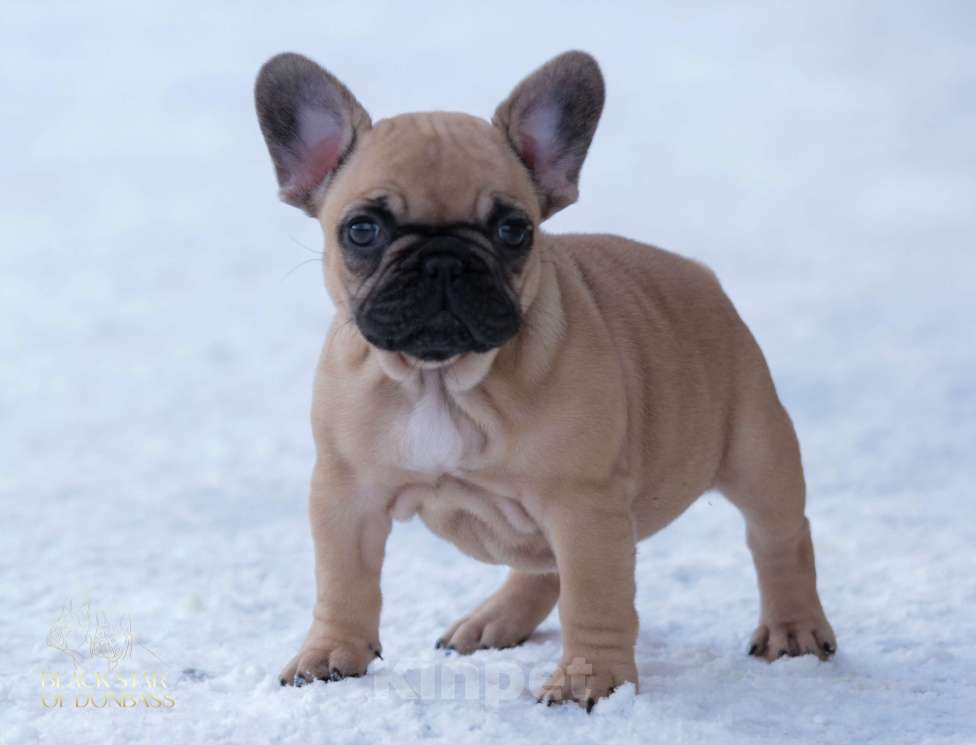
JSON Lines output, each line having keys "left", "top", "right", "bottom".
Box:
{"left": 39, "top": 600, "right": 175, "bottom": 710}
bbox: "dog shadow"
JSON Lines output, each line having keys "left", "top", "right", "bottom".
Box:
{"left": 524, "top": 628, "right": 561, "bottom": 646}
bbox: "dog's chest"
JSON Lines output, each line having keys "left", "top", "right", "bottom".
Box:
{"left": 390, "top": 371, "right": 555, "bottom": 572}
{"left": 399, "top": 370, "right": 476, "bottom": 473}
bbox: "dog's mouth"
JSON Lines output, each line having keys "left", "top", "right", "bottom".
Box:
{"left": 398, "top": 311, "right": 473, "bottom": 361}
{"left": 359, "top": 307, "right": 516, "bottom": 362}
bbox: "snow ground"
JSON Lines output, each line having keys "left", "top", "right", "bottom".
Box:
{"left": 2, "top": 2, "right": 975, "bottom": 743}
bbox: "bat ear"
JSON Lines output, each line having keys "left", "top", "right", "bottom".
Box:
{"left": 255, "top": 53, "right": 371, "bottom": 216}
{"left": 493, "top": 51, "right": 605, "bottom": 220}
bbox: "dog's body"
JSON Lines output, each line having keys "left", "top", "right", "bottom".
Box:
{"left": 256, "top": 52, "right": 835, "bottom": 707}
{"left": 314, "top": 231, "right": 747, "bottom": 571}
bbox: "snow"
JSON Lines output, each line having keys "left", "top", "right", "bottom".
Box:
{"left": 2, "top": 1, "right": 975, "bottom": 742}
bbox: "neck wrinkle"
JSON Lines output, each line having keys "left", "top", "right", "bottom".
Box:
{"left": 494, "top": 244, "right": 567, "bottom": 388}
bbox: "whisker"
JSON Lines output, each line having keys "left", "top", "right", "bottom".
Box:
{"left": 281, "top": 257, "right": 322, "bottom": 280}
{"left": 290, "top": 235, "right": 324, "bottom": 256}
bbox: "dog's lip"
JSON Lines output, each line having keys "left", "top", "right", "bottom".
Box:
{"left": 398, "top": 351, "right": 461, "bottom": 369}
{"left": 358, "top": 325, "right": 468, "bottom": 363}
{"left": 358, "top": 306, "right": 518, "bottom": 364}
{"left": 380, "top": 310, "right": 476, "bottom": 361}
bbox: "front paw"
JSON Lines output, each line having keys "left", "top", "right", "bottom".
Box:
{"left": 748, "top": 616, "right": 837, "bottom": 662}
{"left": 536, "top": 655, "right": 637, "bottom": 712}
{"left": 279, "top": 633, "right": 381, "bottom": 686}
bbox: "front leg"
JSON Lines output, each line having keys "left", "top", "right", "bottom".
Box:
{"left": 537, "top": 491, "right": 638, "bottom": 710}
{"left": 280, "top": 458, "right": 391, "bottom": 686}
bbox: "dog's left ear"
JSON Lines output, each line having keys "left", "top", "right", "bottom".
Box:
{"left": 255, "top": 53, "right": 371, "bottom": 216}
{"left": 493, "top": 51, "right": 605, "bottom": 220}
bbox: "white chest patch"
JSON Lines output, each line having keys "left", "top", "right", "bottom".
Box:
{"left": 401, "top": 372, "right": 465, "bottom": 473}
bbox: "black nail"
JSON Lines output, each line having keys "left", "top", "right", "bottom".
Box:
{"left": 434, "top": 639, "right": 444, "bottom": 649}
{"left": 586, "top": 697, "right": 595, "bottom": 714}
{"left": 787, "top": 633, "right": 801, "bottom": 657}
{"left": 748, "top": 643, "right": 759, "bottom": 656}
{"left": 279, "top": 677, "right": 287, "bottom": 687}
{"left": 823, "top": 641, "right": 835, "bottom": 655}
{"left": 374, "top": 650, "right": 383, "bottom": 660}
{"left": 777, "top": 649, "right": 788, "bottom": 659}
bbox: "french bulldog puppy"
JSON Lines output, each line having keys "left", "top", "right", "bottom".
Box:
{"left": 255, "top": 50, "right": 836, "bottom": 708}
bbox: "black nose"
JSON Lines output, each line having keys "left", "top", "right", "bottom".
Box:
{"left": 423, "top": 253, "right": 463, "bottom": 281}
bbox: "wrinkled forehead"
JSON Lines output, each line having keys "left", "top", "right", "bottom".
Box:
{"left": 327, "top": 112, "right": 538, "bottom": 224}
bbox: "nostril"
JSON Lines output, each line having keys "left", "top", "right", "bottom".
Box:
{"left": 423, "top": 254, "right": 464, "bottom": 280}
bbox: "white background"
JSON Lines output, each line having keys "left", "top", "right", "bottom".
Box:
{"left": 1, "top": 2, "right": 974, "bottom": 742}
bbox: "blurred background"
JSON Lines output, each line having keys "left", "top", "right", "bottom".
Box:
{"left": 1, "top": 2, "right": 973, "bottom": 742}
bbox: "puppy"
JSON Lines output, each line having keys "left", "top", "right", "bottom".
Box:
{"left": 255, "top": 50, "right": 836, "bottom": 707}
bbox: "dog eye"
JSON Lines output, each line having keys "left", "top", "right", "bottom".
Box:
{"left": 346, "top": 219, "right": 381, "bottom": 247}
{"left": 497, "top": 219, "right": 531, "bottom": 248}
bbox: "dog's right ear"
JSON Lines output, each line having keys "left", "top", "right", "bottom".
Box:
{"left": 255, "top": 53, "right": 371, "bottom": 216}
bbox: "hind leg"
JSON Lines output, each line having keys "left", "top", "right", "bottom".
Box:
{"left": 718, "top": 398, "right": 836, "bottom": 661}
{"left": 436, "top": 571, "right": 559, "bottom": 654}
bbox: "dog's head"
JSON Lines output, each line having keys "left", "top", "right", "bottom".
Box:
{"left": 255, "top": 51, "right": 603, "bottom": 364}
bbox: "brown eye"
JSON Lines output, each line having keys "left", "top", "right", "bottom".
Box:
{"left": 497, "top": 219, "right": 531, "bottom": 248}
{"left": 346, "top": 219, "right": 381, "bottom": 247}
